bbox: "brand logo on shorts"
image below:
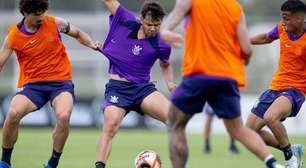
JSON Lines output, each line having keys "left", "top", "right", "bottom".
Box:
{"left": 132, "top": 45, "right": 142, "bottom": 56}
{"left": 110, "top": 95, "right": 119, "bottom": 104}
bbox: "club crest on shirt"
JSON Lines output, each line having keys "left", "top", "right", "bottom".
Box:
{"left": 110, "top": 95, "right": 119, "bottom": 104}
{"left": 132, "top": 45, "right": 142, "bottom": 56}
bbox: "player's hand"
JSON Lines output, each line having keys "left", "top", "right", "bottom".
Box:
{"left": 167, "top": 82, "right": 177, "bottom": 93}
{"left": 92, "top": 41, "right": 103, "bottom": 50}
{"left": 160, "top": 30, "right": 184, "bottom": 48}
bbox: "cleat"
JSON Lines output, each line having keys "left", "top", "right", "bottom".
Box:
{"left": 0, "top": 161, "right": 11, "bottom": 168}
{"left": 285, "top": 155, "right": 298, "bottom": 168}
{"left": 292, "top": 144, "right": 304, "bottom": 168}
{"left": 43, "top": 164, "right": 52, "bottom": 168}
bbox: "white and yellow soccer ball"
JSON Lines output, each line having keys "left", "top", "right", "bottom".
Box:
{"left": 134, "top": 150, "right": 162, "bottom": 168}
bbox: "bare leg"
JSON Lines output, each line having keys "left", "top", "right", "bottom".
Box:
{"left": 2, "top": 95, "right": 37, "bottom": 165}
{"left": 168, "top": 104, "right": 192, "bottom": 168}
{"left": 224, "top": 117, "right": 271, "bottom": 160}
{"left": 204, "top": 113, "right": 213, "bottom": 141}
{"left": 51, "top": 92, "right": 74, "bottom": 153}
{"left": 247, "top": 113, "right": 280, "bottom": 148}
{"left": 263, "top": 96, "right": 292, "bottom": 148}
{"left": 96, "top": 106, "right": 126, "bottom": 163}
{"left": 140, "top": 91, "right": 170, "bottom": 124}
{"left": 203, "top": 114, "right": 213, "bottom": 153}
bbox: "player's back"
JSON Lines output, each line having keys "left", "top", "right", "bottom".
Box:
{"left": 183, "top": 0, "right": 246, "bottom": 86}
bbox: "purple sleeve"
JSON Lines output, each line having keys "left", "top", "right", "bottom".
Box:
{"left": 267, "top": 25, "right": 279, "bottom": 40}
{"left": 159, "top": 47, "right": 171, "bottom": 63}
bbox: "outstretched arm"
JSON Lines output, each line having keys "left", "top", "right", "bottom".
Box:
{"left": 55, "top": 17, "right": 101, "bottom": 50}
{"left": 101, "top": 0, "right": 120, "bottom": 14}
{"left": 236, "top": 12, "right": 252, "bottom": 65}
{"left": 250, "top": 33, "right": 275, "bottom": 45}
{"left": 160, "top": 0, "right": 192, "bottom": 47}
{"left": 0, "top": 37, "right": 13, "bottom": 72}
{"left": 159, "top": 60, "right": 176, "bottom": 93}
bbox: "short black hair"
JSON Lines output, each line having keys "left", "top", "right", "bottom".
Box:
{"left": 19, "top": 0, "right": 49, "bottom": 15}
{"left": 141, "top": 0, "right": 166, "bottom": 21}
{"left": 281, "top": 0, "right": 306, "bottom": 13}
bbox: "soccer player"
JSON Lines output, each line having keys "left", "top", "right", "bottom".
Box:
{"left": 247, "top": 0, "right": 306, "bottom": 167}
{"left": 0, "top": 0, "right": 100, "bottom": 168}
{"left": 95, "top": 0, "right": 175, "bottom": 168}
{"left": 161, "top": 0, "right": 284, "bottom": 168}
{"left": 202, "top": 103, "right": 239, "bottom": 154}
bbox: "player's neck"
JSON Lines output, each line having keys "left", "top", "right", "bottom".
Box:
{"left": 291, "top": 24, "right": 306, "bottom": 36}
{"left": 137, "top": 26, "right": 146, "bottom": 39}
{"left": 23, "top": 18, "right": 39, "bottom": 33}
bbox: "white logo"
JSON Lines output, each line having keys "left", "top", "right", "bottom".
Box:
{"left": 285, "top": 44, "right": 291, "bottom": 48}
{"left": 132, "top": 45, "right": 142, "bottom": 56}
{"left": 29, "top": 39, "right": 38, "bottom": 45}
{"left": 110, "top": 95, "right": 119, "bottom": 104}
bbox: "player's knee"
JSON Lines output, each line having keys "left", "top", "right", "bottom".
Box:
{"left": 263, "top": 113, "right": 278, "bottom": 125}
{"left": 56, "top": 112, "right": 71, "bottom": 125}
{"left": 103, "top": 120, "right": 120, "bottom": 137}
{"left": 6, "top": 107, "right": 23, "bottom": 123}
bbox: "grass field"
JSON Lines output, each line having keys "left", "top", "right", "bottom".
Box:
{"left": 1, "top": 128, "right": 305, "bottom": 168}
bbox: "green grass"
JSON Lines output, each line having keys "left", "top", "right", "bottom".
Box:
{"left": 1, "top": 128, "right": 306, "bottom": 168}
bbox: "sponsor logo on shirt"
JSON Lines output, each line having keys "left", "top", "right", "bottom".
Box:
{"left": 132, "top": 45, "right": 142, "bottom": 56}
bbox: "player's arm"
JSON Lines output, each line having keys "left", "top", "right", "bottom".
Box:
{"left": 250, "top": 33, "right": 275, "bottom": 45}
{"left": 160, "top": 0, "right": 192, "bottom": 47}
{"left": 55, "top": 17, "right": 101, "bottom": 50}
{"left": 0, "top": 37, "right": 13, "bottom": 73}
{"left": 101, "top": 0, "right": 120, "bottom": 14}
{"left": 236, "top": 12, "right": 252, "bottom": 66}
{"left": 159, "top": 60, "right": 176, "bottom": 93}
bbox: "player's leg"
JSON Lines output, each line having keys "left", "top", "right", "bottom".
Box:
{"left": 96, "top": 105, "right": 126, "bottom": 168}
{"left": 168, "top": 104, "right": 192, "bottom": 168}
{"left": 247, "top": 112, "right": 280, "bottom": 148}
{"left": 140, "top": 91, "right": 169, "bottom": 124}
{"left": 263, "top": 96, "right": 298, "bottom": 167}
{"left": 44, "top": 91, "right": 73, "bottom": 168}
{"left": 1, "top": 95, "right": 37, "bottom": 167}
{"left": 203, "top": 112, "right": 213, "bottom": 153}
{"left": 224, "top": 117, "right": 283, "bottom": 168}
{"left": 211, "top": 81, "right": 283, "bottom": 168}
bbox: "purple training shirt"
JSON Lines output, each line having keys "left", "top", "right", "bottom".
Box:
{"left": 99, "top": 5, "right": 171, "bottom": 84}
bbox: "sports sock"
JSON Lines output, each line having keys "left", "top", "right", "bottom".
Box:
{"left": 281, "top": 144, "right": 293, "bottom": 161}
{"left": 264, "top": 155, "right": 277, "bottom": 168}
{"left": 1, "top": 147, "right": 13, "bottom": 165}
{"left": 47, "top": 149, "right": 62, "bottom": 168}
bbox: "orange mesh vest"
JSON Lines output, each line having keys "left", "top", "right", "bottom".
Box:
{"left": 270, "top": 22, "right": 306, "bottom": 94}
{"left": 7, "top": 16, "right": 72, "bottom": 88}
{"left": 183, "top": 0, "right": 246, "bottom": 86}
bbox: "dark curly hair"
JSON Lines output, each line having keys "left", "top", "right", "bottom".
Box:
{"left": 19, "top": 0, "right": 49, "bottom": 15}
{"left": 281, "top": 0, "right": 306, "bottom": 13}
{"left": 141, "top": 0, "right": 166, "bottom": 21}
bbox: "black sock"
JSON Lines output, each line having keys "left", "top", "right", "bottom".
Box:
{"left": 95, "top": 161, "right": 105, "bottom": 168}
{"left": 205, "top": 138, "right": 210, "bottom": 146}
{"left": 47, "top": 149, "right": 62, "bottom": 168}
{"left": 230, "top": 138, "right": 235, "bottom": 146}
{"left": 275, "top": 145, "right": 282, "bottom": 150}
{"left": 265, "top": 157, "right": 277, "bottom": 168}
{"left": 281, "top": 144, "right": 293, "bottom": 161}
{"left": 1, "top": 147, "right": 13, "bottom": 166}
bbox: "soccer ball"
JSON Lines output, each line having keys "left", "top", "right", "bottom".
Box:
{"left": 134, "top": 150, "right": 162, "bottom": 168}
